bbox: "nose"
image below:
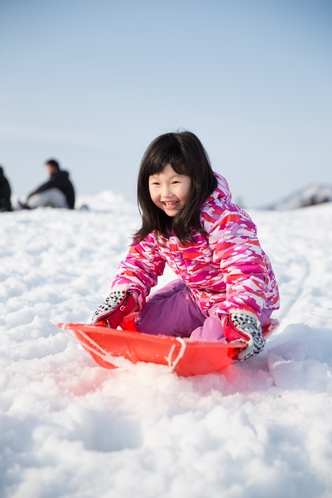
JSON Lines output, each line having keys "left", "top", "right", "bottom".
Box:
{"left": 161, "top": 184, "right": 172, "bottom": 198}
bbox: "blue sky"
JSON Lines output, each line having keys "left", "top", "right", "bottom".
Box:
{"left": 0, "top": 0, "right": 331, "bottom": 208}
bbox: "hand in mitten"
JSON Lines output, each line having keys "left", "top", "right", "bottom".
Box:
{"left": 91, "top": 285, "right": 137, "bottom": 328}
{"left": 223, "top": 309, "right": 265, "bottom": 361}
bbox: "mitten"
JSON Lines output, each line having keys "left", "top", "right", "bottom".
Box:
{"left": 91, "top": 285, "right": 137, "bottom": 328}
{"left": 223, "top": 309, "right": 265, "bottom": 361}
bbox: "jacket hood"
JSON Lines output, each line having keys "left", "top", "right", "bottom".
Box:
{"left": 51, "top": 170, "right": 69, "bottom": 180}
{"left": 205, "top": 172, "right": 232, "bottom": 206}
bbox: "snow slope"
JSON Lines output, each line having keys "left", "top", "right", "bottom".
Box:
{"left": 1, "top": 193, "right": 332, "bottom": 498}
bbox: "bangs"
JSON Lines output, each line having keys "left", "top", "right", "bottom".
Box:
{"left": 144, "top": 148, "right": 189, "bottom": 178}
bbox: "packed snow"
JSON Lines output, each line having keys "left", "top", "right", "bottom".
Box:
{"left": 1, "top": 191, "right": 332, "bottom": 498}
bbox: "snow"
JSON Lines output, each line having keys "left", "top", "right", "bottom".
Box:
{"left": 1, "top": 194, "right": 332, "bottom": 498}
{"left": 261, "top": 183, "right": 332, "bottom": 210}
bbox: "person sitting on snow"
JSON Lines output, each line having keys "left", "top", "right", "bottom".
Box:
{"left": 0, "top": 165, "right": 12, "bottom": 212}
{"left": 21, "top": 159, "right": 75, "bottom": 209}
{"left": 91, "top": 131, "right": 280, "bottom": 361}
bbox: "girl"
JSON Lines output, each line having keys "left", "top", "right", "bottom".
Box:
{"left": 92, "top": 131, "right": 280, "bottom": 360}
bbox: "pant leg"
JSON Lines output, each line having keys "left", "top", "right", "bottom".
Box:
{"left": 260, "top": 309, "right": 272, "bottom": 327}
{"left": 135, "top": 279, "right": 206, "bottom": 337}
{"left": 27, "top": 188, "right": 69, "bottom": 208}
{"left": 190, "top": 304, "right": 225, "bottom": 341}
{"left": 190, "top": 306, "right": 273, "bottom": 342}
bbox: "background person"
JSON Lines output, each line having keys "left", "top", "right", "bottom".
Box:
{"left": 22, "top": 159, "right": 75, "bottom": 209}
{"left": 0, "top": 166, "right": 12, "bottom": 212}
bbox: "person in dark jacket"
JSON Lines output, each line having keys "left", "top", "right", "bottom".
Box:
{"left": 24, "top": 159, "right": 75, "bottom": 209}
{"left": 0, "top": 166, "right": 12, "bottom": 212}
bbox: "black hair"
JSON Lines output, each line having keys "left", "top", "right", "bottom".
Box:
{"left": 134, "top": 131, "right": 217, "bottom": 244}
{"left": 45, "top": 159, "right": 60, "bottom": 170}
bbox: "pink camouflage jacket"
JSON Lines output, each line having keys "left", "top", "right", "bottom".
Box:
{"left": 111, "top": 173, "right": 280, "bottom": 319}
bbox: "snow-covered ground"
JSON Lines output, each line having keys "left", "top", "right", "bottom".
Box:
{"left": 1, "top": 192, "right": 332, "bottom": 498}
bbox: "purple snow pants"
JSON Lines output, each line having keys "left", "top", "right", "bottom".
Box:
{"left": 134, "top": 279, "right": 272, "bottom": 341}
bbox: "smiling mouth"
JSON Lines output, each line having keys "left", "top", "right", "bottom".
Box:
{"left": 163, "top": 201, "right": 178, "bottom": 208}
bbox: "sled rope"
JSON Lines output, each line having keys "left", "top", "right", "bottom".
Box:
{"left": 165, "top": 337, "right": 187, "bottom": 371}
{"left": 62, "top": 325, "right": 187, "bottom": 373}
{"left": 62, "top": 326, "right": 126, "bottom": 368}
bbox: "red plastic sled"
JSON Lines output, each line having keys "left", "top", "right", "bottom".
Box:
{"left": 57, "top": 314, "right": 279, "bottom": 377}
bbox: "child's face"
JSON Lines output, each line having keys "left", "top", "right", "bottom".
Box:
{"left": 148, "top": 164, "right": 191, "bottom": 217}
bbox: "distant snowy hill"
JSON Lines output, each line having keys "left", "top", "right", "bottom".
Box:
{"left": 260, "top": 183, "right": 332, "bottom": 210}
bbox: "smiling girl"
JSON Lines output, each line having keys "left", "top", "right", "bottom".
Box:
{"left": 92, "top": 131, "right": 280, "bottom": 360}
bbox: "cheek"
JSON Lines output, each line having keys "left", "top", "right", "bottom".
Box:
{"left": 182, "top": 185, "right": 191, "bottom": 201}
{"left": 183, "top": 180, "right": 192, "bottom": 199}
{"left": 149, "top": 187, "right": 159, "bottom": 205}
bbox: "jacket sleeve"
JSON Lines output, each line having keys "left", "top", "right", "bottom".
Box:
{"left": 111, "top": 233, "right": 166, "bottom": 310}
{"left": 208, "top": 204, "right": 269, "bottom": 317}
{"left": 27, "top": 173, "right": 67, "bottom": 198}
{"left": 27, "top": 180, "right": 53, "bottom": 198}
